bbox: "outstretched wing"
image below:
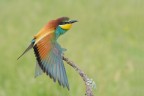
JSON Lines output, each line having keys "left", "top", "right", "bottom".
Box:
{"left": 33, "top": 33, "right": 69, "bottom": 90}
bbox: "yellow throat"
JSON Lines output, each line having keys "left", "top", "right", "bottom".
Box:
{"left": 59, "top": 24, "right": 72, "bottom": 30}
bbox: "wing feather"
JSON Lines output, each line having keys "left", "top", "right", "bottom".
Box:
{"left": 33, "top": 33, "right": 69, "bottom": 90}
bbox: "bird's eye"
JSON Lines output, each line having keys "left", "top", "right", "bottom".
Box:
{"left": 59, "top": 22, "right": 69, "bottom": 25}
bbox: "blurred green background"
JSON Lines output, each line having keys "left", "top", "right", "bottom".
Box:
{"left": 0, "top": 0, "right": 144, "bottom": 96}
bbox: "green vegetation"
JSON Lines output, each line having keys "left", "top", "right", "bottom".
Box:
{"left": 0, "top": 0, "right": 144, "bottom": 96}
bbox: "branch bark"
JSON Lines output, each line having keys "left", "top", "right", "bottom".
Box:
{"left": 63, "top": 56, "right": 94, "bottom": 96}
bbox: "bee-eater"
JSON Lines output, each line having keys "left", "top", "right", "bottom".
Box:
{"left": 18, "top": 17, "right": 77, "bottom": 90}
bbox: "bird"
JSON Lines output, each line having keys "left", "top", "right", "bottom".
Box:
{"left": 17, "top": 17, "right": 77, "bottom": 90}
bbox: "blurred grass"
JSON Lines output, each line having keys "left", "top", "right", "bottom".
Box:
{"left": 0, "top": 0, "right": 144, "bottom": 96}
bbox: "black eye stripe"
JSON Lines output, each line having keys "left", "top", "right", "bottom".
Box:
{"left": 59, "top": 21, "right": 70, "bottom": 25}
{"left": 59, "top": 20, "right": 77, "bottom": 25}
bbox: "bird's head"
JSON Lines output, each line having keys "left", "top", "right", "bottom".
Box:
{"left": 46, "top": 17, "right": 77, "bottom": 31}
{"left": 57, "top": 17, "right": 78, "bottom": 30}
{"left": 49, "top": 17, "right": 78, "bottom": 39}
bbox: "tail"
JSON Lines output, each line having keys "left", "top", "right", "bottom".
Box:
{"left": 17, "top": 43, "right": 34, "bottom": 60}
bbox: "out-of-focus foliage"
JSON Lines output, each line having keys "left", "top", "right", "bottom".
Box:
{"left": 0, "top": 0, "right": 144, "bottom": 96}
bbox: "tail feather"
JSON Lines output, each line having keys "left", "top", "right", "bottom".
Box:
{"left": 17, "top": 43, "right": 34, "bottom": 60}
{"left": 35, "top": 61, "right": 43, "bottom": 78}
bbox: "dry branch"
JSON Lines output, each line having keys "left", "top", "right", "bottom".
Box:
{"left": 63, "top": 56, "right": 96, "bottom": 96}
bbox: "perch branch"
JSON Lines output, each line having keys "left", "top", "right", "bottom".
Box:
{"left": 63, "top": 56, "right": 95, "bottom": 96}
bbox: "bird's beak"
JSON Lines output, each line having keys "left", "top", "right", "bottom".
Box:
{"left": 69, "top": 20, "right": 78, "bottom": 24}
